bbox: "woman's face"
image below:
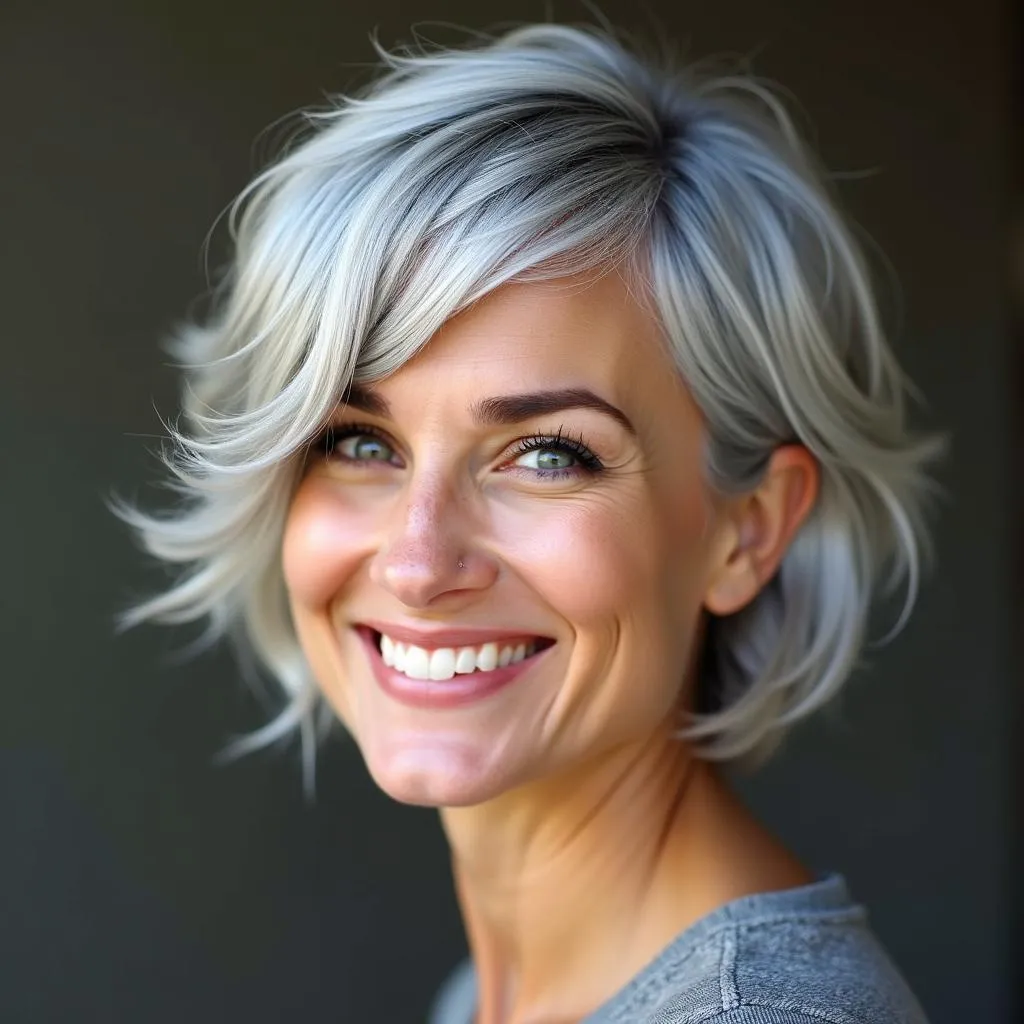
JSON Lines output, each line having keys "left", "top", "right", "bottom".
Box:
{"left": 283, "top": 271, "right": 736, "bottom": 807}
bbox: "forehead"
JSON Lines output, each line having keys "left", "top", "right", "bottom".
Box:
{"left": 391, "top": 270, "right": 677, "bottom": 399}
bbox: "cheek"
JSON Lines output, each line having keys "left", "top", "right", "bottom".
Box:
{"left": 496, "top": 483, "right": 711, "bottom": 628}
{"left": 654, "top": 478, "right": 717, "bottom": 612}
{"left": 281, "top": 479, "right": 370, "bottom": 608}
{"left": 489, "top": 497, "right": 638, "bottom": 630}
{"left": 499, "top": 483, "right": 713, "bottom": 743}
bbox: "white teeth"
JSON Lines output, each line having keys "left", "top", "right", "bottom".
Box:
{"left": 376, "top": 633, "right": 542, "bottom": 681}
{"left": 454, "top": 647, "right": 477, "bottom": 674}
{"left": 404, "top": 645, "right": 430, "bottom": 680}
{"left": 477, "top": 642, "right": 498, "bottom": 672}
{"left": 428, "top": 648, "right": 456, "bottom": 681}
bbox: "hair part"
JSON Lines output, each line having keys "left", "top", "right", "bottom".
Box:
{"left": 112, "top": 22, "right": 945, "bottom": 787}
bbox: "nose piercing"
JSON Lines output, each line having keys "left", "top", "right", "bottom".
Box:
{"left": 457, "top": 560, "right": 465, "bottom": 570}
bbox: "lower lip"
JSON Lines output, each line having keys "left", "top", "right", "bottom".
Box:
{"left": 355, "top": 628, "right": 548, "bottom": 710}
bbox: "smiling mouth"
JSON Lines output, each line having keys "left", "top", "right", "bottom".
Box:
{"left": 360, "top": 628, "right": 555, "bottom": 683}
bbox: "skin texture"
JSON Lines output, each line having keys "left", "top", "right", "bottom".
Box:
{"left": 283, "top": 270, "right": 819, "bottom": 1024}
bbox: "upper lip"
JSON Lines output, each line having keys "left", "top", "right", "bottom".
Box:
{"left": 358, "top": 619, "right": 553, "bottom": 649}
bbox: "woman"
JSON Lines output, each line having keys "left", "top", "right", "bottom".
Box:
{"left": 116, "top": 23, "right": 942, "bottom": 1024}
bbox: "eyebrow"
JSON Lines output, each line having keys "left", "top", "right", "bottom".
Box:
{"left": 342, "top": 385, "right": 636, "bottom": 436}
{"left": 472, "top": 388, "right": 636, "bottom": 435}
{"left": 342, "top": 384, "right": 390, "bottom": 418}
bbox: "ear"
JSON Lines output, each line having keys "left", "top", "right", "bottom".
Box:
{"left": 703, "top": 446, "right": 820, "bottom": 617}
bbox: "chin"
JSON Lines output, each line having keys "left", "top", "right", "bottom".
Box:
{"left": 361, "top": 743, "right": 518, "bottom": 808}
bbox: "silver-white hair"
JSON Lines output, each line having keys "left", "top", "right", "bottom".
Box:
{"left": 112, "top": 23, "right": 944, "bottom": 783}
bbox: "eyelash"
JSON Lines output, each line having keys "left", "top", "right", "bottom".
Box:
{"left": 315, "top": 423, "right": 605, "bottom": 478}
{"left": 504, "top": 427, "right": 605, "bottom": 477}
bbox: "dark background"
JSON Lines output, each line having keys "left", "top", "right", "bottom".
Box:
{"left": 1, "top": 1, "right": 1016, "bottom": 1021}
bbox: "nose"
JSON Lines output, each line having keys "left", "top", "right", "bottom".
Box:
{"left": 369, "top": 471, "right": 497, "bottom": 608}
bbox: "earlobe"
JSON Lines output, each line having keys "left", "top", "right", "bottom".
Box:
{"left": 702, "top": 445, "right": 819, "bottom": 617}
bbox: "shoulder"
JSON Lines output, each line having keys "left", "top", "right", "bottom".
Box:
{"left": 430, "top": 879, "right": 932, "bottom": 1024}
{"left": 594, "top": 880, "right": 929, "bottom": 1024}
{"left": 428, "top": 958, "right": 475, "bottom": 1024}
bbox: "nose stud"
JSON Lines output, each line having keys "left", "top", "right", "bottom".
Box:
{"left": 457, "top": 560, "right": 465, "bottom": 570}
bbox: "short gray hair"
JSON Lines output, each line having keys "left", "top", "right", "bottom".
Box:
{"left": 113, "top": 23, "right": 944, "bottom": 781}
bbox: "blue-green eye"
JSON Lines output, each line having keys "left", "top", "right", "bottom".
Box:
{"left": 512, "top": 447, "right": 578, "bottom": 471}
{"left": 324, "top": 426, "right": 400, "bottom": 465}
{"left": 506, "top": 432, "right": 604, "bottom": 478}
{"left": 340, "top": 434, "right": 393, "bottom": 461}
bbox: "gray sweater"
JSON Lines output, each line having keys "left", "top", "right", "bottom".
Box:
{"left": 428, "top": 874, "right": 928, "bottom": 1023}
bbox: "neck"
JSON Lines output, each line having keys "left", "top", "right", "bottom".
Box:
{"left": 439, "top": 726, "right": 807, "bottom": 1024}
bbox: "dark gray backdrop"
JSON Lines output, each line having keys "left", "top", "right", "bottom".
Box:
{"left": 1, "top": 0, "right": 1014, "bottom": 1021}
